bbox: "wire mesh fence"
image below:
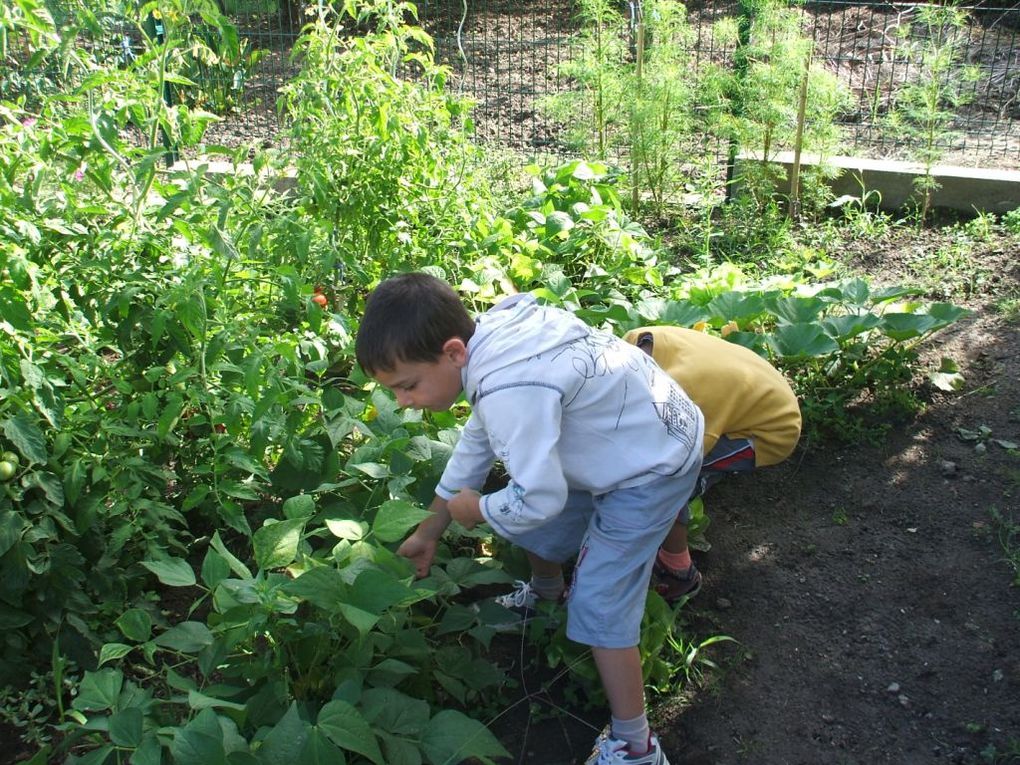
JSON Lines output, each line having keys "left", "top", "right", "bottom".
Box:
{"left": 420, "top": 0, "right": 1020, "bottom": 166}
{"left": 202, "top": 0, "right": 305, "bottom": 147}
{"left": 801, "top": 0, "right": 1020, "bottom": 163}
{"left": 202, "top": 0, "right": 1020, "bottom": 169}
{"left": 11, "top": 1, "right": 1020, "bottom": 168}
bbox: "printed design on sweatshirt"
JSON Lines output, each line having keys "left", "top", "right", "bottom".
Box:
{"left": 654, "top": 385, "right": 699, "bottom": 450}
{"left": 491, "top": 482, "right": 526, "bottom": 522}
{"left": 553, "top": 331, "right": 641, "bottom": 412}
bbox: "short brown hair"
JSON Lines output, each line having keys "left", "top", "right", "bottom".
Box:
{"left": 355, "top": 272, "right": 475, "bottom": 375}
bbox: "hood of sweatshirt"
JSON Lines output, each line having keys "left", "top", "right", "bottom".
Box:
{"left": 462, "top": 293, "right": 589, "bottom": 404}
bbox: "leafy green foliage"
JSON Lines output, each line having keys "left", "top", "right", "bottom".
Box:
{"left": 637, "top": 277, "right": 968, "bottom": 443}
{"left": 538, "top": 0, "right": 628, "bottom": 159}
{"left": 1003, "top": 208, "right": 1020, "bottom": 236}
{"left": 63, "top": 521, "right": 511, "bottom": 764}
{"left": 0, "top": 0, "right": 973, "bottom": 761}
{"left": 0, "top": 1, "right": 514, "bottom": 760}
{"left": 542, "top": 0, "right": 851, "bottom": 217}
{"left": 625, "top": 0, "right": 702, "bottom": 214}
{"left": 460, "top": 162, "right": 966, "bottom": 447}
{"left": 989, "top": 508, "right": 1020, "bottom": 589}
{"left": 541, "top": 0, "right": 722, "bottom": 215}
{"left": 726, "top": 0, "right": 849, "bottom": 161}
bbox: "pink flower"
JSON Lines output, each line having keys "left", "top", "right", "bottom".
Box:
{"left": 73, "top": 162, "right": 87, "bottom": 182}
{"left": 22, "top": 117, "right": 37, "bottom": 128}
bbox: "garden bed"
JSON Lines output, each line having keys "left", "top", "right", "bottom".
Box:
{"left": 4, "top": 3, "right": 1019, "bottom": 761}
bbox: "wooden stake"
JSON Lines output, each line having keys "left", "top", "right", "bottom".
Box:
{"left": 790, "top": 43, "right": 813, "bottom": 221}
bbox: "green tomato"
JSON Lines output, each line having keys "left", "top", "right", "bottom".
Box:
{"left": 0, "top": 461, "right": 15, "bottom": 482}
{"left": 1, "top": 451, "right": 18, "bottom": 467}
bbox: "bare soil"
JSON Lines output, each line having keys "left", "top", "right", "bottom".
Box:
{"left": 485, "top": 227, "right": 1020, "bottom": 765}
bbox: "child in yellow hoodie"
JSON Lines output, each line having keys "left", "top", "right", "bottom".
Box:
{"left": 624, "top": 326, "right": 802, "bottom": 601}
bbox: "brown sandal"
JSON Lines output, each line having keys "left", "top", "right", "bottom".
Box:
{"left": 651, "top": 561, "right": 702, "bottom": 603}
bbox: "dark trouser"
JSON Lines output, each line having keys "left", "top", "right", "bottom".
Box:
{"left": 678, "top": 434, "right": 755, "bottom": 523}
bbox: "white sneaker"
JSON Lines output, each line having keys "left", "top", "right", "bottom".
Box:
{"left": 494, "top": 580, "right": 539, "bottom": 610}
{"left": 472, "top": 580, "right": 559, "bottom": 633}
{"left": 584, "top": 728, "right": 670, "bottom": 765}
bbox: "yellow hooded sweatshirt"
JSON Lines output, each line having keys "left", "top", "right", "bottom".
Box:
{"left": 624, "top": 326, "right": 802, "bottom": 467}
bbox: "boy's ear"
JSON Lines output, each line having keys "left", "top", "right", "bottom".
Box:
{"left": 441, "top": 337, "right": 468, "bottom": 367}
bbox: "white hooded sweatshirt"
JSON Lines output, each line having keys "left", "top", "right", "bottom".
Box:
{"left": 436, "top": 294, "right": 705, "bottom": 539}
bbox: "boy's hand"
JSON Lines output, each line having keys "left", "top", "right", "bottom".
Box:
{"left": 396, "top": 495, "right": 454, "bottom": 578}
{"left": 448, "top": 488, "right": 484, "bottom": 530}
{"left": 397, "top": 531, "right": 438, "bottom": 578}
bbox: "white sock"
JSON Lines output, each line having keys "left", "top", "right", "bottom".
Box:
{"left": 529, "top": 573, "right": 564, "bottom": 601}
{"left": 611, "top": 713, "right": 650, "bottom": 753}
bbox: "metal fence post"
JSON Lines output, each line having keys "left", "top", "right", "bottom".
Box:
{"left": 630, "top": 0, "right": 646, "bottom": 213}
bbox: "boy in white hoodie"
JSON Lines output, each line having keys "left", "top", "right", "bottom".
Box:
{"left": 355, "top": 273, "right": 705, "bottom": 765}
